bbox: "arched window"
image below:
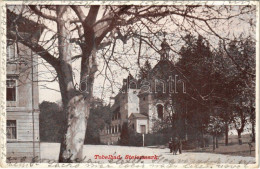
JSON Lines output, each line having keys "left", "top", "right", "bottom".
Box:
{"left": 157, "top": 104, "right": 164, "bottom": 119}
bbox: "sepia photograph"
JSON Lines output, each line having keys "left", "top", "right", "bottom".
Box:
{"left": 0, "top": 1, "right": 259, "bottom": 168}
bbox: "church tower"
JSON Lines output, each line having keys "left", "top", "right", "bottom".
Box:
{"left": 159, "top": 38, "right": 171, "bottom": 61}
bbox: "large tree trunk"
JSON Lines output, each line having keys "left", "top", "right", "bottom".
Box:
{"left": 251, "top": 120, "right": 255, "bottom": 142}
{"left": 212, "top": 134, "right": 215, "bottom": 151}
{"left": 201, "top": 129, "right": 205, "bottom": 148}
{"left": 54, "top": 6, "right": 94, "bottom": 162}
{"left": 225, "top": 122, "right": 229, "bottom": 146}
{"left": 237, "top": 130, "right": 242, "bottom": 145}
{"left": 216, "top": 136, "right": 218, "bottom": 148}
{"left": 235, "top": 107, "right": 245, "bottom": 145}
{"left": 59, "top": 94, "right": 89, "bottom": 162}
{"left": 250, "top": 106, "right": 255, "bottom": 143}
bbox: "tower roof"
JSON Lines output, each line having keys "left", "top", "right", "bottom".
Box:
{"left": 161, "top": 38, "right": 170, "bottom": 49}
{"left": 159, "top": 38, "right": 171, "bottom": 61}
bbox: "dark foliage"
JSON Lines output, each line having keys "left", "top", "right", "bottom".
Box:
{"left": 84, "top": 102, "right": 111, "bottom": 144}
{"left": 119, "top": 122, "right": 130, "bottom": 145}
{"left": 138, "top": 60, "right": 152, "bottom": 79}
{"left": 39, "top": 101, "right": 65, "bottom": 142}
{"left": 39, "top": 99, "right": 111, "bottom": 144}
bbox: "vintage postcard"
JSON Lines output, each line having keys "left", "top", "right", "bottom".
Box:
{"left": 0, "top": 1, "right": 259, "bottom": 168}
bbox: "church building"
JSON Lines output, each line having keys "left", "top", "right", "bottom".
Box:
{"left": 100, "top": 39, "right": 187, "bottom": 145}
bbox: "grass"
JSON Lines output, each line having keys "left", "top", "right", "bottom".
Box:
{"left": 187, "top": 142, "right": 255, "bottom": 157}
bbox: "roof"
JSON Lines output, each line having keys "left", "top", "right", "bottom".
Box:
{"left": 129, "top": 113, "right": 148, "bottom": 119}
{"left": 161, "top": 38, "right": 170, "bottom": 49}
{"left": 151, "top": 60, "right": 175, "bottom": 73}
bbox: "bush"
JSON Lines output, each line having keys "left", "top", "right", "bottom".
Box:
{"left": 119, "top": 122, "right": 130, "bottom": 145}
{"left": 144, "top": 133, "right": 169, "bottom": 146}
{"left": 39, "top": 101, "right": 65, "bottom": 142}
{"left": 129, "top": 132, "right": 143, "bottom": 146}
{"left": 119, "top": 124, "right": 144, "bottom": 146}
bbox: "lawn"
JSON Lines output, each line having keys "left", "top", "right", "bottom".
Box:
{"left": 186, "top": 143, "right": 255, "bottom": 157}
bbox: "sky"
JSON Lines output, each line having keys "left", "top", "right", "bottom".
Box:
{"left": 16, "top": 5, "right": 254, "bottom": 104}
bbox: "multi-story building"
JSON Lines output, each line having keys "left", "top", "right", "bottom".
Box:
{"left": 99, "top": 75, "right": 142, "bottom": 144}
{"left": 100, "top": 39, "right": 187, "bottom": 145}
{"left": 6, "top": 10, "right": 44, "bottom": 162}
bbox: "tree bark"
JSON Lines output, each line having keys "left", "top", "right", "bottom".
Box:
{"left": 225, "top": 122, "right": 228, "bottom": 146}
{"left": 216, "top": 136, "right": 218, "bottom": 148}
{"left": 59, "top": 94, "right": 89, "bottom": 162}
{"left": 54, "top": 6, "right": 93, "bottom": 162}
{"left": 250, "top": 105, "right": 255, "bottom": 143}
{"left": 251, "top": 120, "right": 255, "bottom": 142}
{"left": 201, "top": 130, "right": 205, "bottom": 148}
{"left": 235, "top": 106, "right": 245, "bottom": 145}
{"left": 213, "top": 135, "right": 215, "bottom": 151}
{"left": 237, "top": 130, "right": 242, "bottom": 145}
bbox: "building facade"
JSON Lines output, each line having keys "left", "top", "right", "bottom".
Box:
{"left": 100, "top": 39, "right": 187, "bottom": 145}
{"left": 6, "top": 11, "right": 43, "bottom": 162}
{"left": 99, "top": 79, "right": 142, "bottom": 144}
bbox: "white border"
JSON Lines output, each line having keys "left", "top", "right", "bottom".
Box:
{"left": 0, "top": 1, "right": 259, "bottom": 168}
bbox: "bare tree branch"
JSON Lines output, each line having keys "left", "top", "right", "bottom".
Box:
{"left": 29, "top": 5, "right": 57, "bottom": 21}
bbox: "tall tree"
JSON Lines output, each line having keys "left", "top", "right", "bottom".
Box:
{"left": 227, "top": 37, "right": 256, "bottom": 144}
{"left": 209, "top": 36, "right": 256, "bottom": 145}
{"left": 138, "top": 60, "right": 152, "bottom": 79}
{"left": 176, "top": 34, "right": 213, "bottom": 144}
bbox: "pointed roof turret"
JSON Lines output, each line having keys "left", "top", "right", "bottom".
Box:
{"left": 161, "top": 38, "right": 170, "bottom": 49}
{"left": 159, "top": 38, "right": 171, "bottom": 61}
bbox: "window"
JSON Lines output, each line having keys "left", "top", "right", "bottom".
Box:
{"left": 7, "top": 40, "right": 18, "bottom": 61}
{"left": 6, "top": 79, "right": 16, "bottom": 101}
{"left": 157, "top": 104, "right": 164, "bottom": 119}
{"left": 129, "top": 80, "right": 137, "bottom": 89}
{"left": 115, "top": 125, "right": 117, "bottom": 133}
{"left": 7, "top": 120, "right": 17, "bottom": 140}
{"left": 140, "top": 125, "right": 146, "bottom": 134}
